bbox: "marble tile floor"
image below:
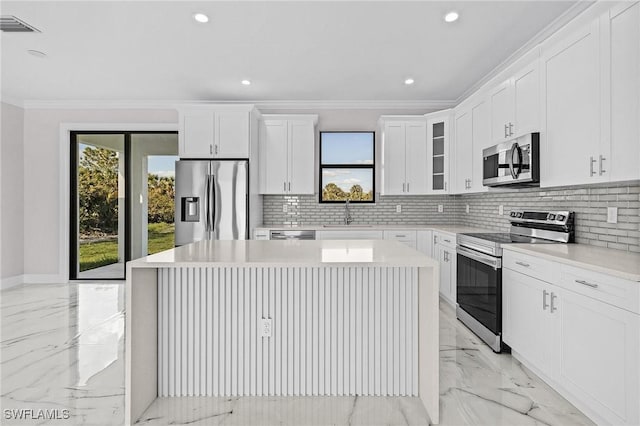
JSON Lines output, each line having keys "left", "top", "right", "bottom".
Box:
{"left": 0, "top": 282, "right": 595, "bottom": 425}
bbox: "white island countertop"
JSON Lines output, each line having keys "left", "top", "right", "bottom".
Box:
{"left": 128, "top": 239, "right": 438, "bottom": 268}
{"left": 503, "top": 243, "right": 640, "bottom": 281}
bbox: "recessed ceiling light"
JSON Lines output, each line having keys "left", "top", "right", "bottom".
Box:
{"left": 27, "top": 49, "right": 46, "bottom": 58}
{"left": 404, "top": 78, "right": 415, "bottom": 85}
{"left": 193, "top": 13, "right": 209, "bottom": 23}
{"left": 444, "top": 11, "right": 459, "bottom": 23}
{"left": 241, "top": 80, "right": 251, "bottom": 86}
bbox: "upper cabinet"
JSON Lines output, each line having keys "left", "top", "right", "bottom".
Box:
{"left": 453, "top": 96, "right": 490, "bottom": 194}
{"left": 259, "top": 115, "right": 317, "bottom": 195}
{"left": 179, "top": 106, "right": 255, "bottom": 159}
{"left": 380, "top": 117, "right": 428, "bottom": 195}
{"left": 490, "top": 58, "right": 540, "bottom": 143}
{"left": 541, "top": 2, "right": 640, "bottom": 187}
{"left": 426, "top": 110, "right": 452, "bottom": 194}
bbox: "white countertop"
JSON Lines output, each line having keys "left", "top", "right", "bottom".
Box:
{"left": 128, "top": 239, "right": 438, "bottom": 268}
{"left": 256, "top": 224, "right": 489, "bottom": 235}
{"left": 503, "top": 244, "right": 640, "bottom": 282}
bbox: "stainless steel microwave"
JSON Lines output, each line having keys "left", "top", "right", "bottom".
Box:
{"left": 482, "top": 133, "right": 539, "bottom": 187}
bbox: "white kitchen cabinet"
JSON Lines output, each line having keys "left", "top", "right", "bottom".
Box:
{"left": 425, "top": 110, "right": 451, "bottom": 194}
{"left": 380, "top": 117, "right": 428, "bottom": 195}
{"left": 503, "top": 250, "right": 640, "bottom": 426}
{"left": 179, "top": 107, "right": 252, "bottom": 159}
{"left": 600, "top": 2, "right": 640, "bottom": 182}
{"left": 383, "top": 230, "right": 417, "bottom": 249}
{"left": 433, "top": 232, "right": 456, "bottom": 305}
{"left": 453, "top": 97, "right": 490, "bottom": 193}
{"left": 541, "top": 18, "right": 602, "bottom": 187}
{"left": 416, "top": 230, "right": 433, "bottom": 258}
{"left": 490, "top": 59, "right": 540, "bottom": 143}
{"left": 259, "top": 115, "right": 317, "bottom": 195}
{"left": 316, "top": 230, "right": 384, "bottom": 240}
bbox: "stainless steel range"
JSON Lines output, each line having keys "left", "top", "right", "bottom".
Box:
{"left": 456, "top": 210, "right": 575, "bottom": 352}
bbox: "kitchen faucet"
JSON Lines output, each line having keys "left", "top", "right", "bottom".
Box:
{"left": 344, "top": 199, "right": 353, "bottom": 225}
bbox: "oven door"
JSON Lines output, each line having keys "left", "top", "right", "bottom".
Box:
{"left": 456, "top": 246, "right": 502, "bottom": 335}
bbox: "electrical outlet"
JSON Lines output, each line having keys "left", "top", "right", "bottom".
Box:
{"left": 260, "top": 318, "right": 272, "bottom": 338}
{"left": 498, "top": 205, "right": 504, "bottom": 215}
{"left": 282, "top": 204, "right": 288, "bottom": 213}
{"left": 607, "top": 206, "right": 618, "bottom": 224}
{"left": 438, "top": 204, "right": 443, "bottom": 213}
{"left": 466, "top": 204, "right": 470, "bottom": 214}
{"left": 396, "top": 204, "right": 402, "bottom": 213}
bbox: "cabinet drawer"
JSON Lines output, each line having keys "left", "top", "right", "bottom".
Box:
{"left": 383, "top": 230, "right": 417, "bottom": 249}
{"left": 558, "top": 264, "right": 639, "bottom": 314}
{"left": 503, "top": 250, "right": 557, "bottom": 283}
{"left": 317, "top": 230, "right": 384, "bottom": 240}
{"left": 433, "top": 232, "right": 456, "bottom": 249}
{"left": 253, "top": 229, "right": 270, "bottom": 240}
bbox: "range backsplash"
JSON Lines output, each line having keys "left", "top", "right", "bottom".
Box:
{"left": 262, "top": 181, "right": 640, "bottom": 253}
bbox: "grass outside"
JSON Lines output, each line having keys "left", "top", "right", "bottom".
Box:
{"left": 79, "top": 222, "right": 174, "bottom": 272}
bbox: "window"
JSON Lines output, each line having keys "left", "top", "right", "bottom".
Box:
{"left": 319, "top": 131, "right": 375, "bottom": 203}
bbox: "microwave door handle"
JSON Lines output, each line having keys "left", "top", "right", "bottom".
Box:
{"left": 508, "top": 143, "right": 517, "bottom": 179}
{"left": 508, "top": 143, "right": 522, "bottom": 179}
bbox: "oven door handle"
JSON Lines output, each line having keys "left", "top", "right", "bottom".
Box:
{"left": 457, "top": 246, "right": 502, "bottom": 270}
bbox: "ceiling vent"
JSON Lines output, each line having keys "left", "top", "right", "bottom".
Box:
{"left": 0, "top": 16, "right": 40, "bottom": 32}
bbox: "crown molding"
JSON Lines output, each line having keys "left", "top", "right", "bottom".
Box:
{"left": 17, "top": 98, "right": 456, "bottom": 111}
{"left": 455, "top": 0, "right": 597, "bottom": 105}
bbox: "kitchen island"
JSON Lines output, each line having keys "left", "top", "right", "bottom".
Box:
{"left": 125, "top": 239, "right": 440, "bottom": 424}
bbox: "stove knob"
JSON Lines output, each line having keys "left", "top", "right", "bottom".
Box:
{"left": 517, "top": 212, "right": 523, "bottom": 218}
{"left": 510, "top": 212, "right": 516, "bottom": 217}
{"left": 548, "top": 213, "right": 556, "bottom": 221}
{"left": 557, "top": 214, "right": 565, "bottom": 221}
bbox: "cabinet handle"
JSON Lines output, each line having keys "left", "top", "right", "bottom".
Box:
{"left": 590, "top": 156, "right": 597, "bottom": 177}
{"left": 515, "top": 261, "right": 530, "bottom": 268}
{"left": 396, "top": 234, "right": 406, "bottom": 238}
{"left": 509, "top": 122, "right": 514, "bottom": 136}
{"left": 210, "top": 144, "right": 213, "bottom": 155}
{"left": 288, "top": 182, "right": 291, "bottom": 191}
{"left": 402, "top": 183, "right": 406, "bottom": 193}
{"left": 444, "top": 251, "right": 449, "bottom": 262}
{"left": 434, "top": 236, "right": 438, "bottom": 244}
{"left": 504, "top": 124, "right": 509, "bottom": 139}
{"left": 599, "top": 155, "right": 606, "bottom": 175}
{"left": 575, "top": 279, "right": 598, "bottom": 289}
{"left": 550, "top": 292, "right": 557, "bottom": 313}
{"left": 407, "top": 182, "right": 410, "bottom": 192}
{"left": 542, "top": 289, "right": 549, "bottom": 310}
{"left": 215, "top": 144, "right": 219, "bottom": 155}
{"left": 284, "top": 182, "right": 286, "bottom": 192}
{"left": 444, "top": 239, "right": 451, "bottom": 243}
{"left": 444, "top": 182, "right": 447, "bottom": 191}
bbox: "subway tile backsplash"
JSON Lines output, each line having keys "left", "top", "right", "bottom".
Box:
{"left": 262, "top": 181, "right": 640, "bottom": 253}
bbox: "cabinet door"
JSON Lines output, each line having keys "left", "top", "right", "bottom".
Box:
{"left": 404, "top": 121, "right": 428, "bottom": 194}
{"left": 502, "top": 268, "right": 555, "bottom": 378}
{"left": 215, "top": 111, "right": 249, "bottom": 158}
{"left": 512, "top": 61, "right": 540, "bottom": 138}
{"left": 438, "top": 246, "right": 456, "bottom": 305}
{"left": 557, "top": 288, "right": 639, "bottom": 425}
{"left": 454, "top": 109, "right": 472, "bottom": 193}
{"left": 427, "top": 118, "right": 449, "bottom": 193}
{"left": 603, "top": 2, "right": 640, "bottom": 182}
{"left": 382, "top": 121, "right": 407, "bottom": 195}
{"left": 259, "top": 120, "right": 289, "bottom": 194}
{"left": 541, "top": 19, "right": 601, "bottom": 187}
{"left": 470, "top": 99, "right": 490, "bottom": 193}
{"left": 181, "top": 111, "right": 215, "bottom": 158}
{"left": 490, "top": 80, "right": 513, "bottom": 143}
{"left": 288, "top": 120, "right": 315, "bottom": 194}
{"left": 416, "top": 230, "right": 433, "bottom": 258}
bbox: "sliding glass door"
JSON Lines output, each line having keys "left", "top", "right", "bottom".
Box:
{"left": 70, "top": 132, "right": 178, "bottom": 280}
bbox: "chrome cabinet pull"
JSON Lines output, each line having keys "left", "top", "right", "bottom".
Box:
{"left": 210, "top": 144, "right": 213, "bottom": 155}
{"left": 434, "top": 235, "right": 438, "bottom": 244}
{"left": 515, "top": 261, "right": 530, "bottom": 268}
{"left": 288, "top": 182, "right": 291, "bottom": 191}
{"left": 599, "top": 155, "right": 606, "bottom": 175}
{"left": 575, "top": 279, "right": 598, "bottom": 288}
{"left": 542, "top": 289, "right": 549, "bottom": 310}
{"left": 284, "top": 182, "right": 286, "bottom": 192}
{"left": 402, "top": 183, "right": 405, "bottom": 193}
{"left": 509, "top": 122, "right": 514, "bottom": 136}
{"left": 407, "top": 182, "right": 410, "bottom": 192}
{"left": 215, "top": 144, "right": 219, "bottom": 155}
{"left": 590, "top": 156, "right": 597, "bottom": 176}
{"left": 504, "top": 124, "right": 509, "bottom": 139}
{"left": 444, "top": 239, "right": 451, "bottom": 243}
{"left": 550, "top": 292, "right": 557, "bottom": 313}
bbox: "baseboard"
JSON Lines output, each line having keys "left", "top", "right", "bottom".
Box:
{"left": 1, "top": 275, "right": 24, "bottom": 290}
{"left": 22, "top": 274, "right": 66, "bottom": 284}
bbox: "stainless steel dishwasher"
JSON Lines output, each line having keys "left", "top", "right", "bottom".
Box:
{"left": 269, "top": 230, "right": 316, "bottom": 240}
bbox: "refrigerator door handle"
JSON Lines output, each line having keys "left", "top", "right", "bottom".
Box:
{"left": 204, "top": 173, "right": 210, "bottom": 233}
{"left": 209, "top": 174, "right": 216, "bottom": 235}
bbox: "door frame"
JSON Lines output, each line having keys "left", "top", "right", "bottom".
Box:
{"left": 60, "top": 123, "right": 177, "bottom": 281}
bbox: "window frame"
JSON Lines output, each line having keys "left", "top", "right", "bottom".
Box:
{"left": 318, "top": 130, "right": 376, "bottom": 204}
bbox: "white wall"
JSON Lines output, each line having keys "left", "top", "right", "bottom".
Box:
{"left": 22, "top": 108, "right": 178, "bottom": 280}
{"left": 1, "top": 102, "right": 25, "bottom": 285}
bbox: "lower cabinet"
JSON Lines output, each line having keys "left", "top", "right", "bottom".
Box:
{"left": 434, "top": 236, "right": 456, "bottom": 305}
{"left": 503, "top": 252, "right": 640, "bottom": 426}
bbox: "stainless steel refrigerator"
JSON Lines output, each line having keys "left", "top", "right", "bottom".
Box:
{"left": 175, "top": 160, "right": 248, "bottom": 246}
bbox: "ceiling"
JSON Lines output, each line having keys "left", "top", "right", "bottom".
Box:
{"left": 1, "top": 1, "right": 580, "bottom": 106}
